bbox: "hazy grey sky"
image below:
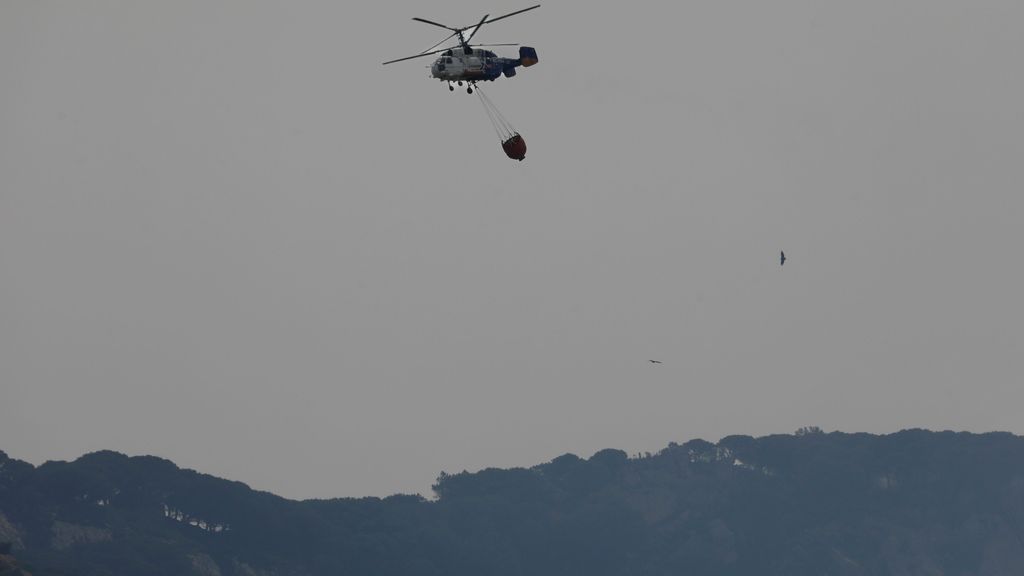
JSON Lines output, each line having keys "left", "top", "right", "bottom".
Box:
{"left": 3, "top": 1, "right": 1023, "bottom": 499}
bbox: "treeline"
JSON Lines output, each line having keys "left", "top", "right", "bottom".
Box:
{"left": 3, "top": 430, "right": 1024, "bottom": 575}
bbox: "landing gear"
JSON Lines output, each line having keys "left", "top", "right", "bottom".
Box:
{"left": 447, "top": 81, "right": 477, "bottom": 94}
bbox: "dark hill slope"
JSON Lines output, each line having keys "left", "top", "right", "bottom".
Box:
{"left": 3, "top": 430, "right": 1024, "bottom": 575}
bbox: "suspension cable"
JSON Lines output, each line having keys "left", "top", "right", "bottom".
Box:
{"left": 476, "top": 90, "right": 505, "bottom": 140}
{"left": 479, "top": 87, "right": 516, "bottom": 135}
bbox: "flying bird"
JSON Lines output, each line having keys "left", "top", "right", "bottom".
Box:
{"left": 780, "top": 251, "right": 786, "bottom": 266}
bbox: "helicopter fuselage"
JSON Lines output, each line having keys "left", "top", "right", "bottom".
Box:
{"left": 430, "top": 47, "right": 538, "bottom": 84}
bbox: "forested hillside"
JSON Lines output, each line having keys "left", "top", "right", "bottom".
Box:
{"left": 3, "top": 430, "right": 1024, "bottom": 575}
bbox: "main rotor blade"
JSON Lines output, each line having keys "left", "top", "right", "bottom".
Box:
{"left": 420, "top": 31, "right": 460, "bottom": 54}
{"left": 482, "top": 4, "right": 540, "bottom": 26}
{"left": 464, "top": 14, "right": 490, "bottom": 44}
{"left": 382, "top": 47, "right": 449, "bottom": 66}
{"left": 412, "top": 17, "right": 458, "bottom": 32}
{"left": 469, "top": 43, "right": 519, "bottom": 47}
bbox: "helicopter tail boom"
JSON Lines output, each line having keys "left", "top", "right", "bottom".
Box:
{"left": 500, "top": 47, "right": 538, "bottom": 77}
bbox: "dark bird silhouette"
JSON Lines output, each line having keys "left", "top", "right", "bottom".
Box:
{"left": 649, "top": 359, "right": 662, "bottom": 364}
{"left": 780, "top": 251, "right": 786, "bottom": 266}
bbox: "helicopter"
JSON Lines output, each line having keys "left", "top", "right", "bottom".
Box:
{"left": 382, "top": 5, "right": 540, "bottom": 94}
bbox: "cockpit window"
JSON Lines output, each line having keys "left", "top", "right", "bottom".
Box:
{"left": 445, "top": 57, "right": 453, "bottom": 64}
